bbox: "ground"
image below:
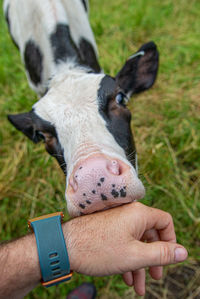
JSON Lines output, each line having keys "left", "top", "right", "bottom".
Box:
{"left": 0, "top": 0, "right": 200, "bottom": 298}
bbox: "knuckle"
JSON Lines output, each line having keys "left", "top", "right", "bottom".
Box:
{"left": 160, "top": 244, "right": 172, "bottom": 264}
{"left": 129, "top": 201, "right": 144, "bottom": 216}
{"left": 132, "top": 201, "right": 142, "bottom": 209}
{"left": 125, "top": 201, "right": 140, "bottom": 212}
{"left": 133, "top": 201, "right": 140, "bottom": 208}
{"left": 165, "top": 212, "right": 173, "bottom": 223}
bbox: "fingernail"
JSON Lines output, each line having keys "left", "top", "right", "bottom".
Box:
{"left": 175, "top": 247, "right": 188, "bottom": 262}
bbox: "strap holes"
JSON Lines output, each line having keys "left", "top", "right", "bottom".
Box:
{"left": 49, "top": 252, "right": 58, "bottom": 258}
{"left": 52, "top": 267, "right": 60, "bottom": 272}
{"left": 50, "top": 260, "right": 59, "bottom": 266}
{"left": 53, "top": 271, "right": 61, "bottom": 276}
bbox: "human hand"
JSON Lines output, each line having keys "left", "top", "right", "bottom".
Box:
{"left": 63, "top": 202, "right": 188, "bottom": 296}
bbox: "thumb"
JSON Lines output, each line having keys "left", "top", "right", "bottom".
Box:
{"left": 134, "top": 241, "right": 188, "bottom": 269}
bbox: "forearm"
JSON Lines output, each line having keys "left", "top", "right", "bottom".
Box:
{"left": 0, "top": 233, "right": 41, "bottom": 299}
{"left": 0, "top": 220, "right": 78, "bottom": 299}
{"left": 0, "top": 220, "right": 75, "bottom": 299}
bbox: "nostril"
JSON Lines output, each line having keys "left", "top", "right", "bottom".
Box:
{"left": 107, "top": 160, "right": 121, "bottom": 175}
{"left": 69, "top": 176, "right": 78, "bottom": 192}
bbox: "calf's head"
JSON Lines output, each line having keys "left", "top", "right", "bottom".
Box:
{"left": 8, "top": 42, "right": 159, "bottom": 217}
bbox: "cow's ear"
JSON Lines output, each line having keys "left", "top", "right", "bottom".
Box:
{"left": 7, "top": 112, "right": 40, "bottom": 143}
{"left": 116, "top": 41, "right": 159, "bottom": 98}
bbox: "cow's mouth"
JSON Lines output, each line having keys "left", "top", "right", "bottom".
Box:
{"left": 65, "top": 154, "right": 145, "bottom": 217}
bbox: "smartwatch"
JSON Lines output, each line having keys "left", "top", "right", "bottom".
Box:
{"left": 28, "top": 212, "right": 73, "bottom": 287}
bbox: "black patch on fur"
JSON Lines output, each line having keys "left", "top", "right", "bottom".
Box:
{"left": 98, "top": 75, "right": 117, "bottom": 106}
{"left": 31, "top": 110, "right": 66, "bottom": 173}
{"left": 79, "top": 203, "right": 86, "bottom": 209}
{"left": 97, "top": 183, "right": 101, "bottom": 186}
{"left": 100, "top": 177, "right": 105, "bottom": 183}
{"left": 81, "top": 0, "right": 88, "bottom": 11}
{"left": 48, "top": 142, "right": 66, "bottom": 173}
{"left": 92, "top": 190, "right": 96, "bottom": 194}
{"left": 101, "top": 194, "right": 108, "bottom": 201}
{"left": 7, "top": 110, "right": 66, "bottom": 174}
{"left": 98, "top": 76, "right": 136, "bottom": 168}
{"left": 86, "top": 200, "right": 91, "bottom": 204}
{"left": 112, "top": 184, "right": 115, "bottom": 188}
{"left": 111, "top": 189, "right": 119, "bottom": 198}
{"left": 8, "top": 110, "right": 56, "bottom": 143}
{"left": 5, "top": 5, "right": 19, "bottom": 49}
{"left": 50, "top": 24, "right": 101, "bottom": 72}
{"left": 79, "top": 38, "right": 101, "bottom": 73}
{"left": 24, "top": 40, "right": 43, "bottom": 85}
{"left": 79, "top": 166, "right": 83, "bottom": 169}
{"left": 120, "top": 188, "right": 126, "bottom": 197}
{"left": 83, "top": 193, "right": 86, "bottom": 196}
{"left": 8, "top": 112, "right": 36, "bottom": 142}
{"left": 50, "top": 24, "right": 80, "bottom": 63}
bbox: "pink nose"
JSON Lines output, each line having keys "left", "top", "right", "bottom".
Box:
{"left": 69, "top": 159, "right": 121, "bottom": 191}
{"left": 66, "top": 155, "right": 145, "bottom": 217}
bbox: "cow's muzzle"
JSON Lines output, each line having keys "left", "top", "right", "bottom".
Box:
{"left": 66, "top": 154, "right": 145, "bottom": 217}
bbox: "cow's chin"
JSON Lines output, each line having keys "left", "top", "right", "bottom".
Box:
{"left": 66, "top": 185, "right": 145, "bottom": 218}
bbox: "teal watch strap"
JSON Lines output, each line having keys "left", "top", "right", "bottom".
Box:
{"left": 28, "top": 212, "right": 72, "bottom": 287}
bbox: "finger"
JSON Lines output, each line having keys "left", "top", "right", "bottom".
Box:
{"left": 142, "top": 229, "right": 163, "bottom": 280}
{"left": 133, "top": 268, "right": 146, "bottom": 296}
{"left": 149, "top": 266, "right": 163, "bottom": 280}
{"left": 142, "top": 228, "right": 159, "bottom": 242}
{"left": 122, "top": 272, "right": 134, "bottom": 286}
{"left": 132, "top": 203, "right": 177, "bottom": 243}
{"left": 130, "top": 240, "right": 188, "bottom": 270}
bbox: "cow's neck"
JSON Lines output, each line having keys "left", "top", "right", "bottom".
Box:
{"left": 47, "top": 61, "right": 101, "bottom": 93}
{"left": 5, "top": 0, "right": 101, "bottom": 96}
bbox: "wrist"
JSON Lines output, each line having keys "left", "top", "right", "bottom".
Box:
{"left": 62, "top": 220, "right": 79, "bottom": 273}
{"left": 24, "top": 233, "right": 42, "bottom": 283}
{"left": 29, "top": 213, "right": 73, "bottom": 287}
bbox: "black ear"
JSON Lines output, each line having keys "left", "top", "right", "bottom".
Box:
{"left": 7, "top": 112, "right": 40, "bottom": 143}
{"left": 116, "top": 41, "right": 159, "bottom": 97}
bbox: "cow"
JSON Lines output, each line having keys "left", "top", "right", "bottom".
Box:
{"left": 3, "top": 0, "right": 159, "bottom": 217}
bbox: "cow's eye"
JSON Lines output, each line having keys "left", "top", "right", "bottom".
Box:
{"left": 36, "top": 131, "right": 45, "bottom": 141}
{"left": 115, "top": 92, "right": 128, "bottom": 106}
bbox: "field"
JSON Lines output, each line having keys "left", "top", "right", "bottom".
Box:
{"left": 0, "top": 0, "right": 200, "bottom": 298}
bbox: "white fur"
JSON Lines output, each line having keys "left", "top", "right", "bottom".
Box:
{"left": 34, "top": 67, "right": 138, "bottom": 188}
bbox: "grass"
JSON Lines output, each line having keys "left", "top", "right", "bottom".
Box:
{"left": 0, "top": 0, "right": 200, "bottom": 298}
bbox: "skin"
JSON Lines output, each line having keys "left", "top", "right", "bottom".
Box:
{"left": 0, "top": 202, "right": 188, "bottom": 298}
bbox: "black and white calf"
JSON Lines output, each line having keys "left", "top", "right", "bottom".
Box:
{"left": 4, "top": 0, "right": 159, "bottom": 217}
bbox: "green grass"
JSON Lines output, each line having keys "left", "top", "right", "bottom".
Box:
{"left": 0, "top": 0, "right": 200, "bottom": 298}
